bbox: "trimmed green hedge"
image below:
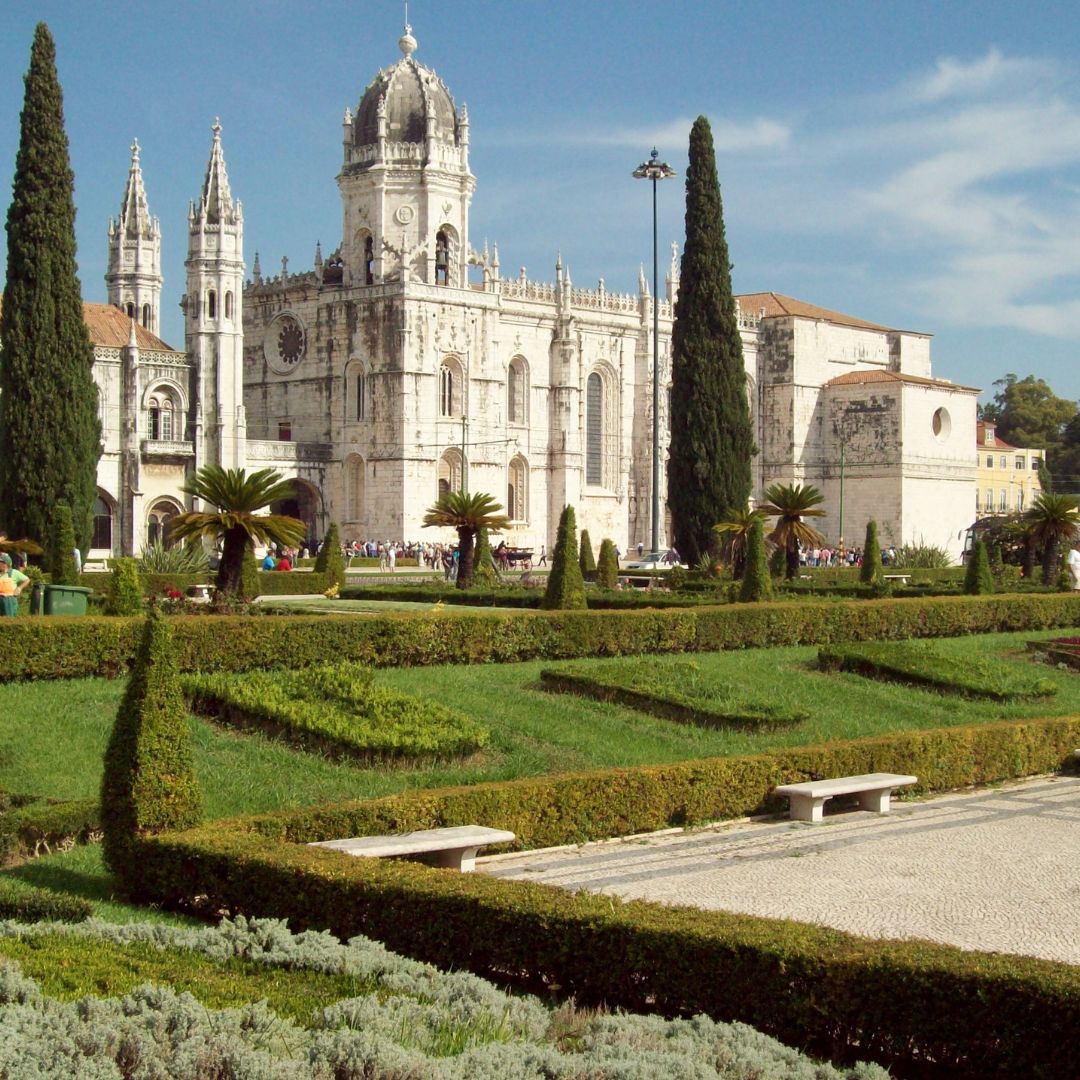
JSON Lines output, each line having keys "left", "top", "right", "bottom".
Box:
{"left": 0, "top": 795, "right": 99, "bottom": 866}
{"left": 3, "top": 593, "right": 1080, "bottom": 680}
{"left": 135, "top": 715, "right": 1080, "bottom": 1079}
{"left": 0, "top": 877, "right": 92, "bottom": 922}
{"left": 819, "top": 640, "right": 1058, "bottom": 701}
{"left": 541, "top": 660, "right": 807, "bottom": 731}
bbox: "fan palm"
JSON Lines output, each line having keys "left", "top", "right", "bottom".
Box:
{"left": 713, "top": 506, "right": 768, "bottom": 579}
{"left": 0, "top": 534, "right": 43, "bottom": 557}
{"left": 422, "top": 491, "right": 510, "bottom": 589}
{"left": 1024, "top": 492, "right": 1080, "bottom": 585}
{"left": 760, "top": 483, "right": 826, "bottom": 579}
{"left": 168, "top": 467, "right": 305, "bottom": 598}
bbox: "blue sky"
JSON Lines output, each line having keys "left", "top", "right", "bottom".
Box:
{"left": 3, "top": 0, "right": 1080, "bottom": 403}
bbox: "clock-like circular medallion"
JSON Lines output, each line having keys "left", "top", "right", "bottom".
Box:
{"left": 264, "top": 313, "right": 307, "bottom": 375}
{"left": 395, "top": 204, "right": 415, "bottom": 225}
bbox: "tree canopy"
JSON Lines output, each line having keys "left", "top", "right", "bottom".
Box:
{"left": 980, "top": 374, "right": 1075, "bottom": 450}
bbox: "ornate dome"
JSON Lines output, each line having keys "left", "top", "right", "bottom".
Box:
{"left": 354, "top": 27, "right": 460, "bottom": 148}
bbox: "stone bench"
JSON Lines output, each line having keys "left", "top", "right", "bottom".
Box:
{"left": 82, "top": 561, "right": 109, "bottom": 573}
{"left": 883, "top": 573, "right": 911, "bottom": 583}
{"left": 774, "top": 773, "right": 917, "bottom": 823}
{"left": 308, "top": 825, "right": 516, "bottom": 872}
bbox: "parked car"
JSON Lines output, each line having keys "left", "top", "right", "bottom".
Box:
{"left": 621, "top": 550, "right": 683, "bottom": 571}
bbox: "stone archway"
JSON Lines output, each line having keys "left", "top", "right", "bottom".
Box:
{"left": 270, "top": 478, "right": 321, "bottom": 546}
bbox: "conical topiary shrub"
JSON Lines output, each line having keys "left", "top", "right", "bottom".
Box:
{"left": 100, "top": 613, "right": 202, "bottom": 896}
{"left": 315, "top": 522, "right": 345, "bottom": 588}
{"left": 596, "top": 538, "right": 619, "bottom": 590}
{"left": 963, "top": 539, "right": 995, "bottom": 595}
{"left": 47, "top": 502, "right": 78, "bottom": 585}
{"left": 543, "top": 504, "right": 587, "bottom": 610}
{"left": 739, "top": 517, "right": 773, "bottom": 602}
{"left": 472, "top": 528, "right": 498, "bottom": 586}
{"left": 859, "top": 520, "right": 884, "bottom": 586}
{"left": 578, "top": 529, "right": 596, "bottom": 582}
{"left": 105, "top": 558, "right": 144, "bottom": 616}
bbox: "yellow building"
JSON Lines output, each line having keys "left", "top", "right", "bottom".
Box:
{"left": 975, "top": 421, "right": 1042, "bottom": 517}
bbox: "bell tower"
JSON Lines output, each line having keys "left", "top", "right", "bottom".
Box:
{"left": 183, "top": 120, "right": 246, "bottom": 470}
{"left": 106, "top": 139, "right": 162, "bottom": 334}
{"left": 337, "top": 24, "right": 475, "bottom": 287}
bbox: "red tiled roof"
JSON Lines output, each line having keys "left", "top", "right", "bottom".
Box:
{"left": 826, "top": 369, "right": 979, "bottom": 393}
{"left": 82, "top": 303, "right": 174, "bottom": 350}
{"left": 736, "top": 291, "right": 900, "bottom": 333}
{"left": 976, "top": 421, "right": 1018, "bottom": 449}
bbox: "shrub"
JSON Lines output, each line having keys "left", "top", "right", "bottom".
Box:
{"left": 818, "top": 640, "right": 1057, "bottom": 701}
{"left": 104, "top": 558, "right": 144, "bottom": 615}
{"left": 0, "top": 877, "right": 92, "bottom": 922}
{"left": 137, "top": 540, "right": 208, "bottom": 575}
{"left": 890, "top": 543, "right": 953, "bottom": 569}
{"left": 859, "top": 521, "right": 884, "bottom": 585}
{"left": 596, "top": 539, "right": 618, "bottom": 590}
{"left": 578, "top": 529, "right": 596, "bottom": 582}
{"left": 739, "top": 518, "right": 772, "bottom": 602}
{"left": 315, "top": 523, "right": 346, "bottom": 588}
{"left": 0, "top": 795, "right": 99, "bottom": 866}
{"left": 963, "top": 539, "right": 995, "bottom": 595}
{"left": 46, "top": 503, "right": 78, "bottom": 586}
{"left": 183, "top": 662, "right": 489, "bottom": 759}
{"left": 543, "top": 505, "right": 586, "bottom": 610}
{"left": 472, "top": 528, "right": 498, "bottom": 586}
{"left": 100, "top": 614, "right": 202, "bottom": 893}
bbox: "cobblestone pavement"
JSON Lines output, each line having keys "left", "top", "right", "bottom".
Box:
{"left": 483, "top": 774, "right": 1080, "bottom": 965}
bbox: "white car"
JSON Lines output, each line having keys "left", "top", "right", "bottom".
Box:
{"left": 621, "top": 550, "right": 683, "bottom": 571}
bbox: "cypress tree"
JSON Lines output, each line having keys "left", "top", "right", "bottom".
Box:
{"left": 667, "top": 116, "right": 753, "bottom": 566}
{"left": 105, "top": 557, "right": 144, "bottom": 616}
{"left": 315, "top": 522, "right": 345, "bottom": 588}
{"left": 859, "top": 520, "right": 884, "bottom": 586}
{"left": 542, "top": 504, "right": 587, "bottom": 610}
{"left": 739, "top": 517, "right": 772, "bottom": 602}
{"left": 472, "top": 527, "right": 498, "bottom": 586}
{"left": 963, "top": 540, "right": 995, "bottom": 595}
{"left": 596, "top": 538, "right": 619, "bottom": 590}
{"left": 46, "top": 502, "right": 78, "bottom": 585}
{"left": 578, "top": 529, "right": 596, "bottom": 582}
{"left": 100, "top": 613, "right": 202, "bottom": 894}
{"left": 0, "top": 24, "right": 100, "bottom": 551}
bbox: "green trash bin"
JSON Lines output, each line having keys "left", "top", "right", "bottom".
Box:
{"left": 42, "top": 584, "right": 92, "bottom": 615}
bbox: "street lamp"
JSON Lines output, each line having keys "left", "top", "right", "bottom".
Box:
{"left": 634, "top": 148, "right": 676, "bottom": 555}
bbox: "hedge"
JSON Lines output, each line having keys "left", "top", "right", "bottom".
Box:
{"left": 135, "top": 715, "right": 1080, "bottom": 1079}
{"left": 2, "top": 592, "right": 1080, "bottom": 681}
{"left": 0, "top": 877, "right": 92, "bottom": 922}
{"left": 79, "top": 571, "right": 333, "bottom": 598}
{"left": 0, "top": 795, "right": 99, "bottom": 866}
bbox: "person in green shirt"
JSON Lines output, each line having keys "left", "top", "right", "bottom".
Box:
{"left": 0, "top": 552, "right": 29, "bottom": 616}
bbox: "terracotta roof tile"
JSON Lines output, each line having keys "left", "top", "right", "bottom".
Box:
{"left": 826, "top": 369, "right": 979, "bottom": 393}
{"left": 82, "top": 303, "right": 175, "bottom": 350}
{"left": 736, "top": 291, "right": 899, "bottom": 333}
{"left": 976, "top": 421, "right": 1019, "bottom": 449}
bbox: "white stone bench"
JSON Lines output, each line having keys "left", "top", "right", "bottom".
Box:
{"left": 308, "top": 825, "right": 516, "bottom": 872}
{"left": 883, "top": 573, "right": 911, "bottom": 583}
{"left": 774, "top": 773, "right": 917, "bottom": 823}
{"left": 82, "top": 561, "right": 109, "bottom": 573}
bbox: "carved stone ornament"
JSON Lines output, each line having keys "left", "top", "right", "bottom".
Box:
{"left": 264, "top": 312, "right": 307, "bottom": 375}
{"left": 395, "top": 204, "right": 415, "bottom": 225}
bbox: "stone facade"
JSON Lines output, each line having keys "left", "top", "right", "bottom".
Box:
{"left": 77, "top": 23, "right": 979, "bottom": 562}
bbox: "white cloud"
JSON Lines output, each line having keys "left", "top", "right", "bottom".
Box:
{"left": 905, "top": 47, "right": 1055, "bottom": 103}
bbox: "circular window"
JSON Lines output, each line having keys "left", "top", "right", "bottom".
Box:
{"left": 931, "top": 407, "right": 951, "bottom": 439}
{"left": 264, "top": 313, "right": 306, "bottom": 375}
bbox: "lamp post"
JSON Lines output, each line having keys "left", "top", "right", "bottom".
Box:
{"left": 634, "top": 148, "right": 676, "bottom": 555}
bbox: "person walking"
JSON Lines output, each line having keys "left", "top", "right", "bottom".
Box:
{"left": 536, "top": 544, "right": 547, "bottom": 566}
{"left": 1068, "top": 538, "right": 1080, "bottom": 590}
{"left": 0, "top": 553, "right": 29, "bottom": 616}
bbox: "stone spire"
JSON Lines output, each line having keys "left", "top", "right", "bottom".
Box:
{"left": 116, "top": 139, "right": 156, "bottom": 239}
{"left": 195, "top": 119, "right": 240, "bottom": 226}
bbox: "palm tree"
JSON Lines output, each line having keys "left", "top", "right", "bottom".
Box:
{"left": 422, "top": 492, "right": 510, "bottom": 589}
{"left": 1024, "top": 492, "right": 1080, "bottom": 585}
{"left": 760, "top": 483, "right": 826, "bottom": 580}
{"left": 713, "top": 506, "right": 767, "bottom": 579}
{"left": 168, "top": 467, "right": 305, "bottom": 598}
{"left": 0, "top": 534, "right": 43, "bottom": 558}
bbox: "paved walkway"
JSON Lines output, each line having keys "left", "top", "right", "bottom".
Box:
{"left": 484, "top": 774, "right": 1080, "bottom": 965}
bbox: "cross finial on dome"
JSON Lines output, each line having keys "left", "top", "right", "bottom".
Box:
{"left": 399, "top": 1, "right": 417, "bottom": 58}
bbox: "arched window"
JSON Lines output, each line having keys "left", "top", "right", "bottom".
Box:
{"left": 141, "top": 303, "right": 151, "bottom": 329}
{"left": 224, "top": 291, "right": 233, "bottom": 319}
{"left": 438, "top": 448, "right": 463, "bottom": 498}
{"left": 145, "top": 387, "right": 183, "bottom": 442}
{"left": 356, "top": 368, "right": 367, "bottom": 420}
{"left": 207, "top": 290, "right": 217, "bottom": 319}
{"left": 507, "top": 456, "right": 527, "bottom": 522}
{"left": 507, "top": 357, "right": 527, "bottom": 425}
{"left": 364, "top": 235, "right": 374, "bottom": 285}
{"left": 146, "top": 500, "right": 180, "bottom": 548}
{"left": 159, "top": 398, "right": 174, "bottom": 441}
{"left": 435, "top": 231, "right": 450, "bottom": 285}
{"left": 346, "top": 454, "right": 365, "bottom": 520}
{"left": 125, "top": 301, "right": 135, "bottom": 319}
{"left": 147, "top": 396, "right": 161, "bottom": 440}
{"left": 439, "top": 358, "right": 463, "bottom": 418}
{"left": 586, "top": 372, "right": 604, "bottom": 486}
{"left": 91, "top": 495, "right": 113, "bottom": 552}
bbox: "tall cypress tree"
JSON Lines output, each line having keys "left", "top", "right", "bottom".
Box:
{"left": 667, "top": 116, "right": 752, "bottom": 566}
{"left": 0, "top": 24, "right": 100, "bottom": 551}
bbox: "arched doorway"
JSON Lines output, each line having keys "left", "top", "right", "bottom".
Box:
{"left": 270, "top": 478, "right": 321, "bottom": 546}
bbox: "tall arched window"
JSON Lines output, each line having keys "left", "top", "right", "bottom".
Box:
{"left": 356, "top": 369, "right": 367, "bottom": 420}
{"left": 224, "top": 291, "right": 233, "bottom": 319}
{"left": 438, "top": 449, "right": 463, "bottom": 498}
{"left": 507, "top": 357, "right": 527, "bottom": 425}
{"left": 346, "top": 454, "right": 365, "bottom": 520}
{"left": 91, "top": 495, "right": 113, "bottom": 552}
{"left": 435, "top": 231, "right": 450, "bottom": 285}
{"left": 507, "top": 456, "right": 527, "bottom": 522}
{"left": 141, "top": 303, "right": 151, "bottom": 329}
{"left": 439, "top": 358, "right": 463, "bottom": 418}
{"left": 207, "top": 290, "right": 217, "bottom": 319}
{"left": 364, "top": 236, "right": 375, "bottom": 285}
{"left": 147, "top": 396, "right": 161, "bottom": 440}
{"left": 125, "top": 301, "right": 135, "bottom": 318}
{"left": 586, "top": 372, "right": 604, "bottom": 486}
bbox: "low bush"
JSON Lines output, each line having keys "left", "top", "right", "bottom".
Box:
{"left": 541, "top": 659, "right": 807, "bottom": 731}
{"left": 134, "top": 714, "right": 1080, "bottom": 1080}
{"left": 3, "top": 593, "right": 1080, "bottom": 681}
{"left": 818, "top": 640, "right": 1057, "bottom": 701}
{"left": 0, "top": 877, "right": 92, "bottom": 922}
{"left": 0, "top": 796, "right": 99, "bottom": 866}
{"left": 183, "top": 661, "right": 489, "bottom": 760}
